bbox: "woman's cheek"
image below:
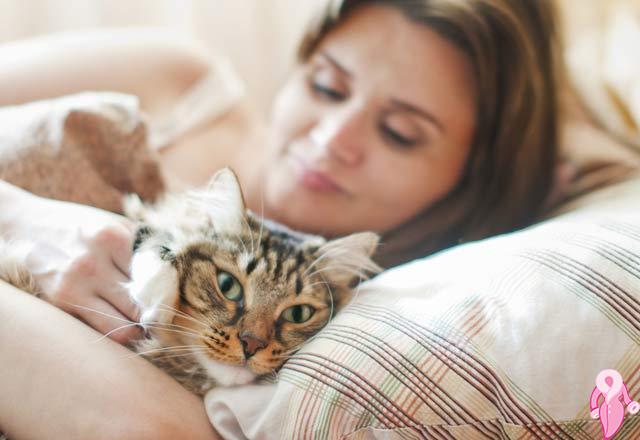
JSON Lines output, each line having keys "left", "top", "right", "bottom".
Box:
{"left": 273, "top": 80, "right": 323, "bottom": 143}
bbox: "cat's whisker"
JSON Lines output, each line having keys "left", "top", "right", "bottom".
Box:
{"left": 304, "top": 241, "right": 379, "bottom": 281}
{"left": 124, "top": 349, "right": 210, "bottom": 363}
{"left": 145, "top": 350, "right": 211, "bottom": 362}
{"left": 66, "top": 302, "right": 135, "bottom": 324}
{"left": 350, "top": 272, "right": 365, "bottom": 304}
{"left": 141, "top": 323, "right": 204, "bottom": 339}
{"left": 124, "top": 349, "right": 203, "bottom": 362}
{"left": 304, "top": 281, "right": 334, "bottom": 290}
{"left": 93, "top": 322, "right": 142, "bottom": 343}
{"left": 275, "top": 353, "right": 297, "bottom": 361}
{"left": 305, "top": 264, "right": 369, "bottom": 282}
{"left": 64, "top": 303, "right": 203, "bottom": 343}
{"left": 302, "top": 253, "right": 331, "bottom": 278}
{"left": 257, "top": 205, "right": 265, "bottom": 252}
{"left": 154, "top": 304, "right": 209, "bottom": 328}
{"left": 259, "top": 185, "right": 265, "bottom": 217}
{"left": 275, "top": 338, "right": 315, "bottom": 358}
{"left": 274, "top": 350, "right": 310, "bottom": 363}
{"left": 240, "top": 235, "right": 251, "bottom": 257}
{"left": 146, "top": 346, "right": 211, "bottom": 357}
{"left": 143, "top": 318, "right": 203, "bottom": 335}
{"left": 302, "top": 246, "right": 356, "bottom": 278}
{"left": 231, "top": 227, "right": 249, "bottom": 256}
{"left": 143, "top": 345, "right": 205, "bottom": 354}
{"left": 303, "top": 275, "right": 335, "bottom": 336}
{"left": 152, "top": 303, "right": 196, "bottom": 321}
{"left": 267, "top": 368, "right": 279, "bottom": 383}
{"left": 240, "top": 216, "right": 255, "bottom": 256}
{"left": 133, "top": 313, "right": 205, "bottom": 338}
{"left": 321, "top": 274, "right": 335, "bottom": 323}
{"left": 130, "top": 344, "right": 207, "bottom": 358}
{"left": 276, "top": 348, "right": 302, "bottom": 359}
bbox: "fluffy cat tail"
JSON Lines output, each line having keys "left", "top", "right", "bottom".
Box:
{"left": 0, "top": 238, "right": 41, "bottom": 296}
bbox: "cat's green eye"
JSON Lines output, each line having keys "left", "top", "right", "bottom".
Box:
{"left": 216, "top": 271, "right": 243, "bottom": 302}
{"left": 281, "top": 304, "right": 315, "bottom": 324}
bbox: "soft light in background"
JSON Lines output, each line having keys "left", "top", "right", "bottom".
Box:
{"left": 1, "top": 0, "right": 639, "bottom": 140}
{"left": 0, "top": 0, "right": 328, "bottom": 112}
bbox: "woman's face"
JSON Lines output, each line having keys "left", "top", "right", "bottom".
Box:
{"left": 262, "top": 5, "right": 476, "bottom": 237}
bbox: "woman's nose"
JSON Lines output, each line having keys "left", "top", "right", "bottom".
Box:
{"left": 309, "top": 109, "right": 365, "bottom": 167}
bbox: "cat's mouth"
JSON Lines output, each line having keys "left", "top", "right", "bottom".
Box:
{"left": 244, "top": 355, "right": 285, "bottom": 376}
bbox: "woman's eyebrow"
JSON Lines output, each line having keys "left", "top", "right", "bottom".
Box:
{"left": 390, "top": 99, "right": 445, "bottom": 134}
{"left": 318, "top": 51, "right": 352, "bottom": 77}
{"left": 319, "top": 50, "right": 444, "bottom": 134}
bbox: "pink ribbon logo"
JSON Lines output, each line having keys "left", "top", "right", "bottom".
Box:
{"left": 590, "top": 369, "right": 639, "bottom": 439}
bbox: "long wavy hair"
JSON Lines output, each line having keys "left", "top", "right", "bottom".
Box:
{"left": 297, "top": 0, "right": 564, "bottom": 268}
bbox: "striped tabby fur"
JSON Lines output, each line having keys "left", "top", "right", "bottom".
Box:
{"left": 0, "top": 168, "right": 380, "bottom": 396}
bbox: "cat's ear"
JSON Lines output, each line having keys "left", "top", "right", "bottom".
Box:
{"left": 201, "top": 167, "right": 247, "bottom": 236}
{"left": 313, "top": 231, "right": 381, "bottom": 287}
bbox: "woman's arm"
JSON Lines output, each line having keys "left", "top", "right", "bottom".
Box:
{"left": 0, "top": 28, "right": 211, "bottom": 118}
{"left": 0, "top": 280, "right": 221, "bottom": 440}
{"left": 0, "top": 28, "right": 265, "bottom": 189}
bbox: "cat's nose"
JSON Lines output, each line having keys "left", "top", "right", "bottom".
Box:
{"left": 240, "top": 332, "right": 267, "bottom": 358}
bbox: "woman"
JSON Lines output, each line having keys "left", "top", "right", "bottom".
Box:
{"left": 0, "top": 0, "right": 562, "bottom": 438}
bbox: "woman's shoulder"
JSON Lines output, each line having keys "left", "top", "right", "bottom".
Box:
{"left": 114, "top": 29, "right": 268, "bottom": 191}
{"left": 156, "top": 94, "right": 268, "bottom": 191}
{"left": 148, "top": 50, "right": 247, "bottom": 150}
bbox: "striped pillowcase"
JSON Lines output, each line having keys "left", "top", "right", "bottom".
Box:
{"left": 205, "top": 175, "right": 640, "bottom": 439}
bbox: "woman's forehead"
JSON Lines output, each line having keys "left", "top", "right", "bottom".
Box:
{"left": 314, "top": 4, "right": 476, "bottom": 119}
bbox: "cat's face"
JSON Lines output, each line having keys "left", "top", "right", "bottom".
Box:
{"left": 128, "top": 168, "right": 379, "bottom": 378}
{"left": 168, "top": 216, "right": 366, "bottom": 375}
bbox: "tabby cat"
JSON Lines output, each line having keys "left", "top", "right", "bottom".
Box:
{"left": 0, "top": 168, "right": 380, "bottom": 395}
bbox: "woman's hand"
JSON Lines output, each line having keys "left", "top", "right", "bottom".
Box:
{"left": 5, "top": 187, "right": 141, "bottom": 344}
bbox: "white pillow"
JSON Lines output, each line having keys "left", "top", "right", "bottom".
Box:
{"left": 205, "top": 175, "right": 640, "bottom": 439}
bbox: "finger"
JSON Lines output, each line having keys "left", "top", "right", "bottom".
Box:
{"left": 77, "top": 298, "right": 142, "bottom": 345}
{"left": 106, "top": 223, "right": 134, "bottom": 277}
{"left": 117, "top": 216, "right": 137, "bottom": 233}
{"left": 92, "top": 223, "right": 134, "bottom": 277}
{"left": 98, "top": 270, "right": 141, "bottom": 323}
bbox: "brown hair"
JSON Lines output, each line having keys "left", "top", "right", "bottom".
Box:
{"left": 298, "top": 0, "right": 564, "bottom": 268}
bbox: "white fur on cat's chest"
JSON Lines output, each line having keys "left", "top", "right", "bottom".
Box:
{"left": 194, "top": 352, "right": 256, "bottom": 387}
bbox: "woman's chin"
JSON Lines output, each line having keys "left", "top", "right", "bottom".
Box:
{"left": 266, "top": 193, "right": 328, "bottom": 235}
{"left": 264, "top": 171, "right": 358, "bottom": 235}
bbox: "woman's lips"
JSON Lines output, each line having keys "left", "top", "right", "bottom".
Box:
{"left": 301, "top": 169, "right": 343, "bottom": 193}
{"left": 289, "top": 155, "right": 345, "bottom": 194}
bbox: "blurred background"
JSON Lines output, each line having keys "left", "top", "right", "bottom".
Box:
{"left": 0, "top": 0, "right": 328, "bottom": 113}
{"left": 0, "top": 0, "right": 639, "bottom": 143}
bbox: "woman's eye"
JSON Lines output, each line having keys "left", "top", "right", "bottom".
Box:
{"left": 281, "top": 304, "right": 315, "bottom": 324}
{"left": 216, "top": 271, "right": 243, "bottom": 302}
{"left": 380, "top": 124, "right": 417, "bottom": 147}
{"left": 311, "top": 82, "right": 346, "bottom": 101}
